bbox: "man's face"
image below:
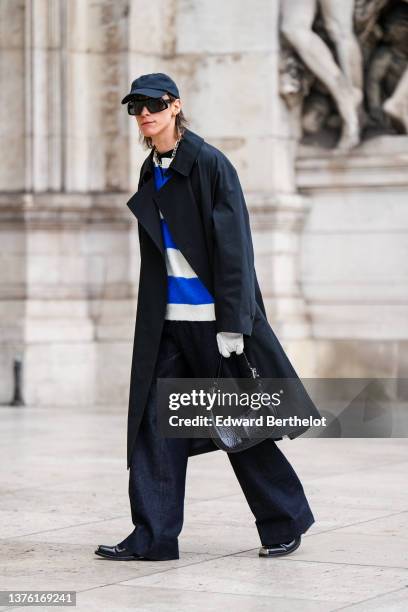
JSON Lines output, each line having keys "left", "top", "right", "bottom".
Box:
{"left": 135, "top": 94, "right": 181, "bottom": 138}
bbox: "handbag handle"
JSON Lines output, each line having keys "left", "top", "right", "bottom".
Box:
{"left": 214, "top": 350, "right": 260, "bottom": 380}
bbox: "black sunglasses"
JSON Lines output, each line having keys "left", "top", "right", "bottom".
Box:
{"left": 127, "top": 96, "right": 171, "bottom": 116}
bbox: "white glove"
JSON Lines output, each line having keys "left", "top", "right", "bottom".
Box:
{"left": 216, "top": 332, "right": 244, "bottom": 358}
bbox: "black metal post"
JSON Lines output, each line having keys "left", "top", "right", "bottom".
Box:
{"left": 10, "top": 356, "right": 24, "bottom": 406}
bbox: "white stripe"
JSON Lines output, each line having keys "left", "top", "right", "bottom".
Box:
{"left": 165, "top": 302, "right": 216, "bottom": 321}
{"left": 165, "top": 248, "right": 197, "bottom": 278}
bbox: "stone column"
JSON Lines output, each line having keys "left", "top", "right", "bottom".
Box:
{"left": 0, "top": 0, "right": 30, "bottom": 402}
{"left": 0, "top": 0, "right": 140, "bottom": 405}
{"left": 166, "top": 0, "right": 315, "bottom": 373}
{"left": 0, "top": 0, "right": 26, "bottom": 190}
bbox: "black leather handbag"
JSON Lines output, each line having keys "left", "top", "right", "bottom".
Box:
{"left": 207, "top": 351, "right": 281, "bottom": 453}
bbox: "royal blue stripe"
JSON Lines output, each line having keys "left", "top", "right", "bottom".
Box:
{"left": 153, "top": 165, "right": 173, "bottom": 190}
{"left": 167, "top": 276, "right": 214, "bottom": 305}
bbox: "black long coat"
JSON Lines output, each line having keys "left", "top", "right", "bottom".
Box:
{"left": 125, "top": 127, "right": 320, "bottom": 470}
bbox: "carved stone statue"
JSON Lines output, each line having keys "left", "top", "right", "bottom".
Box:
{"left": 279, "top": 0, "right": 408, "bottom": 149}
{"left": 280, "top": 0, "right": 363, "bottom": 150}
{"left": 366, "top": 2, "right": 408, "bottom": 132}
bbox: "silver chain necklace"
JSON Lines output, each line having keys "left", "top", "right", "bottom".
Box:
{"left": 153, "top": 133, "right": 183, "bottom": 168}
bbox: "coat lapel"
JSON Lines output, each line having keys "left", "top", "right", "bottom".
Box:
{"left": 126, "top": 128, "right": 212, "bottom": 292}
{"left": 126, "top": 172, "right": 164, "bottom": 256}
{"left": 153, "top": 171, "right": 212, "bottom": 292}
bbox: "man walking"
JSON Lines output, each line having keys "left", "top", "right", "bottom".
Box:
{"left": 95, "top": 73, "right": 317, "bottom": 562}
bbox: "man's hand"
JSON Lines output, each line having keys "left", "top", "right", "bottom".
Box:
{"left": 216, "top": 332, "right": 244, "bottom": 358}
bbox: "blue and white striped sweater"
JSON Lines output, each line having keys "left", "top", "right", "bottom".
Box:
{"left": 153, "top": 153, "right": 215, "bottom": 321}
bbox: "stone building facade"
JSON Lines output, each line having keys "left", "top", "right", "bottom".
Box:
{"left": 1, "top": 0, "right": 406, "bottom": 406}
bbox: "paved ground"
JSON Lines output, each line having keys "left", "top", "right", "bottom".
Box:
{"left": 0, "top": 404, "right": 407, "bottom": 611}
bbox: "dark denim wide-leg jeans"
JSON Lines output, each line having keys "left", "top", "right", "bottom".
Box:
{"left": 119, "top": 320, "right": 315, "bottom": 560}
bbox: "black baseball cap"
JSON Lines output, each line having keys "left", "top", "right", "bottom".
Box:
{"left": 121, "top": 72, "right": 180, "bottom": 104}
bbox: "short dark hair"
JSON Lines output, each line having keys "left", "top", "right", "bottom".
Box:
{"left": 138, "top": 93, "right": 189, "bottom": 150}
